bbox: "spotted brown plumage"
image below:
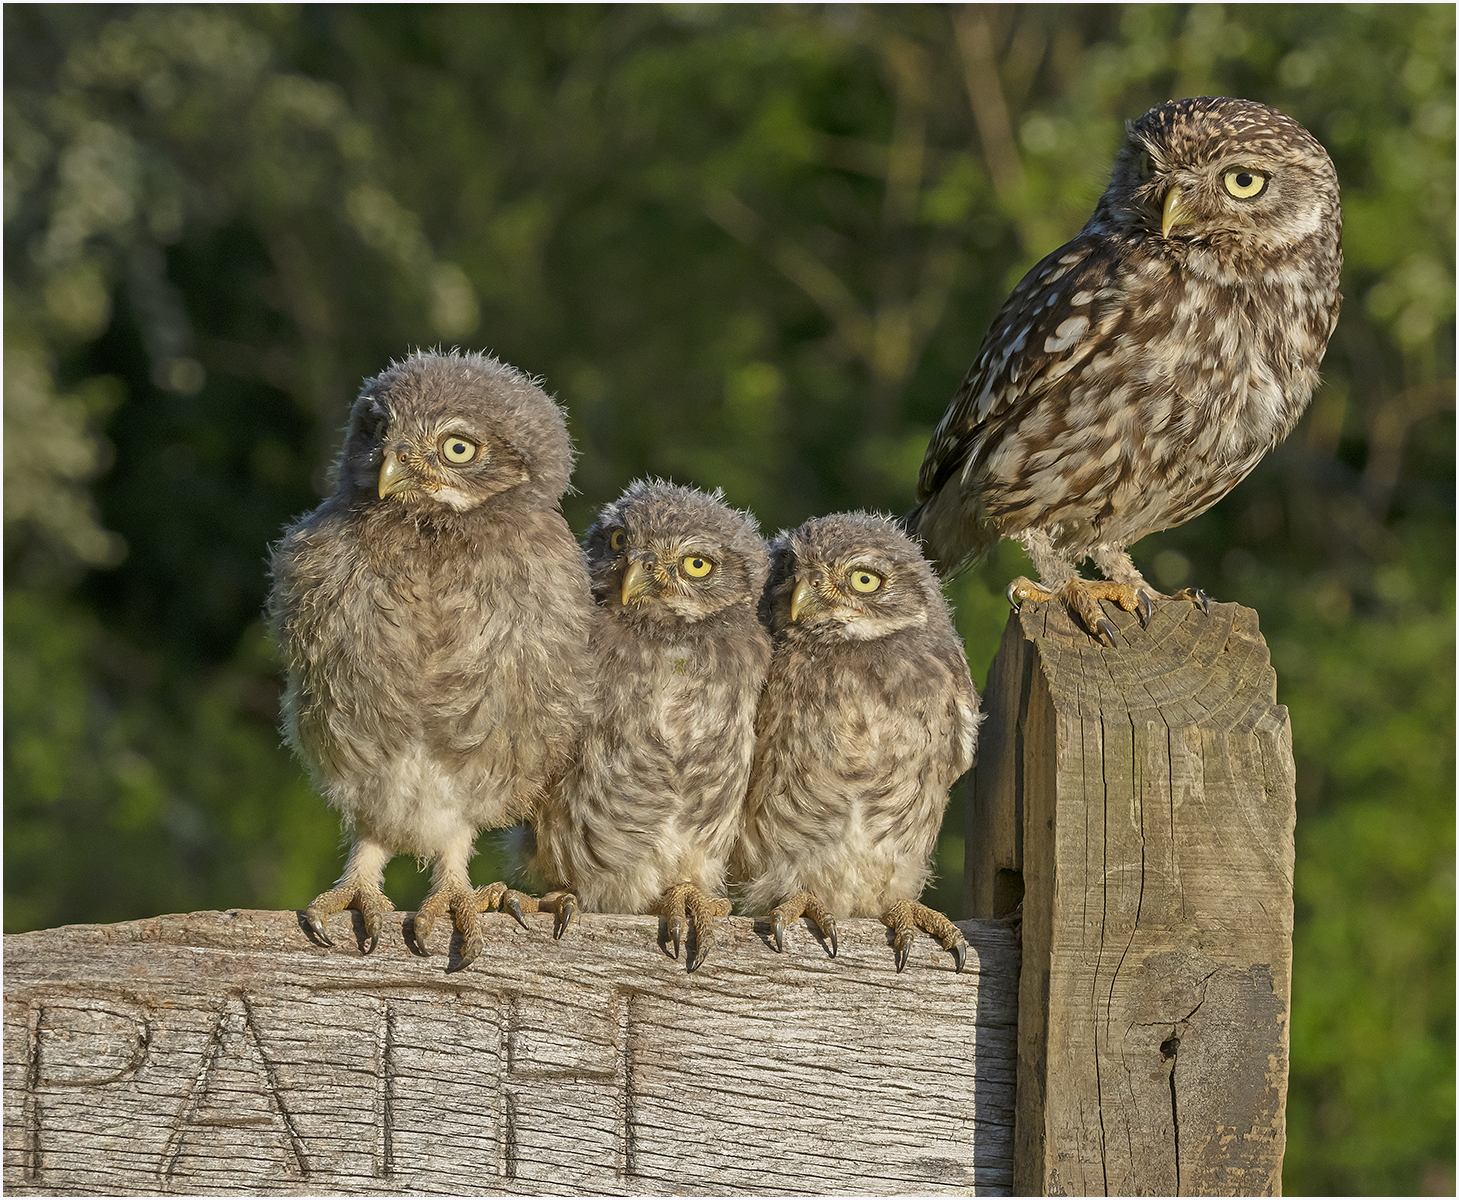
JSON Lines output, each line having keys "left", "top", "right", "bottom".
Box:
{"left": 267, "top": 349, "right": 596, "bottom": 971}
{"left": 528, "top": 480, "right": 772, "bottom": 971}
{"left": 733, "top": 512, "right": 982, "bottom": 973}
{"left": 905, "top": 96, "right": 1343, "bottom": 642}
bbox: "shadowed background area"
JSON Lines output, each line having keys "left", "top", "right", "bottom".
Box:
{"left": 4, "top": 6, "right": 1452, "bottom": 1193}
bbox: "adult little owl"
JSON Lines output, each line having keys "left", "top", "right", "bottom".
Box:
{"left": 268, "top": 349, "right": 596, "bottom": 970}
{"left": 734, "top": 513, "right": 981, "bottom": 972}
{"left": 905, "top": 96, "right": 1342, "bottom": 642}
{"left": 528, "top": 480, "right": 771, "bottom": 970}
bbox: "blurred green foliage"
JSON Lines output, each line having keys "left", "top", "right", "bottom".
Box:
{"left": 4, "top": 6, "right": 1452, "bottom": 1192}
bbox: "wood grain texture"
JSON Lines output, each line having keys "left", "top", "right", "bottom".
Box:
{"left": 3, "top": 908, "right": 1018, "bottom": 1196}
{"left": 968, "top": 600, "right": 1296, "bottom": 1197}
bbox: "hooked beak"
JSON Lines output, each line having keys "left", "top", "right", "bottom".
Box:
{"left": 378, "top": 451, "right": 414, "bottom": 499}
{"left": 621, "top": 557, "right": 656, "bottom": 606}
{"left": 790, "top": 575, "right": 817, "bottom": 623}
{"left": 1161, "top": 187, "right": 1191, "bottom": 238}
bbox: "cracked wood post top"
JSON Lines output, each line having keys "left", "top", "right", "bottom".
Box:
{"left": 3, "top": 907, "right": 1019, "bottom": 1196}
{"left": 969, "top": 601, "right": 1296, "bottom": 1197}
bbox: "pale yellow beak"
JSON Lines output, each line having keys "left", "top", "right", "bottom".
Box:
{"left": 621, "top": 558, "right": 654, "bottom": 606}
{"left": 378, "top": 451, "right": 414, "bottom": 498}
{"left": 790, "top": 576, "right": 816, "bottom": 623}
{"left": 1161, "top": 187, "right": 1191, "bottom": 238}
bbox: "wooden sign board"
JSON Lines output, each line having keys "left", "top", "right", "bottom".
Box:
{"left": 3, "top": 908, "right": 1019, "bottom": 1195}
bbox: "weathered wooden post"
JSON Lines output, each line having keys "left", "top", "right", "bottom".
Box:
{"left": 2, "top": 600, "right": 1295, "bottom": 1196}
{"left": 968, "top": 600, "right": 1297, "bottom": 1195}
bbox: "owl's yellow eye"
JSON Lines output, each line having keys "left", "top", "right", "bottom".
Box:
{"left": 681, "top": 555, "right": 715, "bottom": 579}
{"left": 440, "top": 436, "right": 478, "bottom": 464}
{"left": 609, "top": 528, "right": 627, "bottom": 551}
{"left": 849, "top": 570, "right": 883, "bottom": 594}
{"left": 1223, "top": 169, "right": 1267, "bottom": 199}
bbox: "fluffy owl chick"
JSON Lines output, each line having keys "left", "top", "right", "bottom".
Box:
{"left": 268, "top": 349, "right": 595, "bottom": 970}
{"left": 905, "top": 97, "right": 1342, "bottom": 643}
{"left": 529, "top": 480, "right": 771, "bottom": 970}
{"left": 734, "top": 513, "right": 981, "bottom": 972}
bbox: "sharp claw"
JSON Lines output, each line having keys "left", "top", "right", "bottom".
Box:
{"left": 771, "top": 913, "right": 786, "bottom": 953}
{"left": 1005, "top": 580, "right": 1023, "bottom": 612}
{"left": 1136, "top": 589, "right": 1154, "bottom": 626}
{"left": 504, "top": 895, "right": 529, "bottom": 931}
{"left": 1175, "top": 586, "right": 1212, "bottom": 613}
{"left": 412, "top": 912, "right": 435, "bottom": 947}
{"left": 452, "top": 925, "right": 482, "bottom": 973}
{"left": 688, "top": 938, "right": 709, "bottom": 973}
{"left": 951, "top": 941, "right": 968, "bottom": 973}
{"left": 668, "top": 917, "right": 682, "bottom": 960}
{"left": 1096, "top": 617, "right": 1118, "bottom": 645}
{"left": 894, "top": 937, "right": 910, "bottom": 973}
{"left": 363, "top": 929, "right": 379, "bottom": 955}
{"left": 826, "top": 921, "right": 838, "bottom": 958}
{"left": 307, "top": 913, "right": 332, "bottom": 946}
{"left": 554, "top": 896, "right": 577, "bottom": 940}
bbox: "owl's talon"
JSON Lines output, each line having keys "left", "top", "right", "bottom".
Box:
{"left": 1096, "top": 617, "right": 1118, "bottom": 645}
{"left": 769, "top": 892, "right": 837, "bottom": 959}
{"left": 504, "top": 894, "right": 529, "bottom": 931}
{"left": 415, "top": 880, "right": 489, "bottom": 969}
{"left": 1135, "top": 589, "right": 1155, "bottom": 626}
{"left": 884, "top": 897, "right": 967, "bottom": 975}
{"left": 305, "top": 880, "right": 394, "bottom": 952}
{"left": 894, "top": 931, "right": 913, "bottom": 973}
{"left": 687, "top": 931, "right": 711, "bottom": 973}
{"left": 553, "top": 894, "right": 578, "bottom": 940}
{"left": 658, "top": 882, "right": 729, "bottom": 970}
{"left": 1174, "top": 586, "right": 1212, "bottom": 613}
{"left": 305, "top": 910, "right": 333, "bottom": 946}
{"left": 475, "top": 880, "right": 509, "bottom": 911}
{"left": 1005, "top": 580, "right": 1023, "bottom": 612}
{"left": 361, "top": 906, "right": 387, "bottom": 954}
{"left": 448, "top": 929, "right": 482, "bottom": 973}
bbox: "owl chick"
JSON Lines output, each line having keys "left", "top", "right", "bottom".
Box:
{"left": 267, "top": 349, "right": 596, "bottom": 970}
{"left": 528, "top": 480, "right": 771, "bottom": 970}
{"left": 905, "top": 97, "right": 1342, "bottom": 643}
{"left": 734, "top": 513, "right": 981, "bottom": 972}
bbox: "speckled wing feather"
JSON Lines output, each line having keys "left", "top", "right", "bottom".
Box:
{"left": 914, "top": 235, "right": 1134, "bottom": 572}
